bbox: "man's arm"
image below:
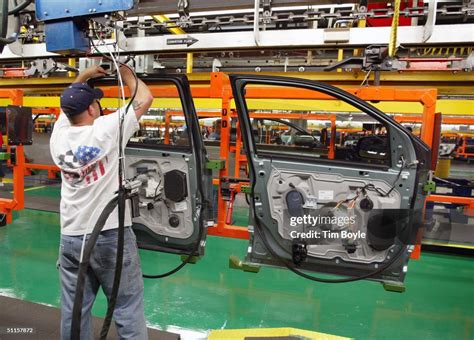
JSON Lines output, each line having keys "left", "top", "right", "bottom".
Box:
{"left": 119, "top": 66, "right": 153, "bottom": 120}
{"left": 72, "top": 66, "right": 107, "bottom": 83}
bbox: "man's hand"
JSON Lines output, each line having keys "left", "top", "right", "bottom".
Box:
{"left": 73, "top": 66, "right": 108, "bottom": 83}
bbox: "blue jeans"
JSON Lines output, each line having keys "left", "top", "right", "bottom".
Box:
{"left": 59, "top": 227, "right": 147, "bottom": 340}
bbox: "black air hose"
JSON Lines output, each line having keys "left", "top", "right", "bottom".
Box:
{"left": 8, "top": 0, "right": 32, "bottom": 15}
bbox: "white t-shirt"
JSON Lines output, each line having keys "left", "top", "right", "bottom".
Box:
{"left": 50, "top": 106, "right": 139, "bottom": 236}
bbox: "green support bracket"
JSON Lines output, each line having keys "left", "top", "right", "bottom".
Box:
{"left": 206, "top": 159, "right": 226, "bottom": 170}
{"left": 423, "top": 180, "right": 436, "bottom": 193}
{"left": 0, "top": 152, "right": 11, "bottom": 161}
{"left": 180, "top": 255, "right": 201, "bottom": 264}
{"left": 383, "top": 282, "right": 406, "bottom": 293}
{"left": 229, "top": 255, "right": 260, "bottom": 273}
{"left": 240, "top": 185, "right": 252, "bottom": 194}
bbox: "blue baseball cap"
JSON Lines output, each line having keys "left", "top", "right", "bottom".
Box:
{"left": 60, "top": 83, "right": 104, "bottom": 117}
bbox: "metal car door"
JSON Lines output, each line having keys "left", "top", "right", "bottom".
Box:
{"left": 115, "top": 74, "right": 212, "bottom": 257}
{"left": 230, "top": 74, "right": 431, "bottom": 288}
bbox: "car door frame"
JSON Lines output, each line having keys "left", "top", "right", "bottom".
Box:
{"left": 90, "top": 74, "right": 212, "bottom": 256}
{"left": 230, "top": 74, "right": 431, "bottom": 283}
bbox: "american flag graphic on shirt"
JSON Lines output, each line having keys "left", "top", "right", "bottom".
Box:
{"left": 57, "top": 145, "right": 106, "bottom": 187}
{"left": 76, "top": 145, "right": 101, "bottom": 165}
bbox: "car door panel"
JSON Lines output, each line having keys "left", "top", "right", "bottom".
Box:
{"left": 92, "top": 75, "right": 212, "bottom": 256}
{"left": 230, "top": 75, "right": 430, "bottom": 285}
{"left": 125, "top": 149, "right": 203, "bottom": 254}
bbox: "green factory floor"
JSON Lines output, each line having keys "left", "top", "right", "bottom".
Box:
{"left": 1, "top": 184, "right": 474, "bottom": 339}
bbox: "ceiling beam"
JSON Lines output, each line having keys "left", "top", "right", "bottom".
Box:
{"left": 129, "top": 0, "right": 362, "bottom": 16}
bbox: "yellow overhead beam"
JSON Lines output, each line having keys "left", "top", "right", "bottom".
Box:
{"left": 147, "top": 98, "right": 220, "bottom": 109}
{"left": 0, "top": 72, "right": 473, "bottom": 95}
{"left": 258, "top": 72, "right": 474, "bottom": 85}
{"left": 4, "top": 96, "right": 472, "bottom": 116}
{"left": 241, "top": 99, "right": 474, "bottom": 116}
{"left": 0, "top": 97, "right": 221, "bottom": 111}
{"left": 437, "top": 100, "right": 474, "bottom": 116}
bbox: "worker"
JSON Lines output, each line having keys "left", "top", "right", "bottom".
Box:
{"left": 50, "top": 65, "right": 153, "bottom": 339}
{"left": 208, "top": 119, "right": 221, "bottom": 140}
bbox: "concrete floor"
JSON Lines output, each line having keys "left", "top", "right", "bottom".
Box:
{"left": 1, "top": 199, "right": 473, "bottom": 339}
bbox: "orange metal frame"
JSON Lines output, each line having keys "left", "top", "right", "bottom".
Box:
{"left": 456, "top": 136, "right": 474, "bottom": 160}
{"left": 32, "top": 108, "right": 60, "bottom": 132}
{"left": 394, "top": 115, "right": 474, "bottom": 162}
{"left": 244, "top": 85, "right": 438, "bottom": 259}
{"left": 24, "top": 163, "right": 59, "bottom": 179}
{"left": 0, "top": 89, "right": 25, "bottom": 224}
{"left": 0, "top": 67, "right": 27, "bottom": 78}
{"left": 394, "top": 115, "right": 474, "bottom": 126}
{"left": 101, "top": 74, "right": 439, "bottom": 258}
{"left": 162, "top": 110, "right": 337, "bottom": 177}
{"left": 425, "top": 194, "right": 474, "bottom": 217}
{"left": 14, "top": 73, "right": 439, "bottom": 259}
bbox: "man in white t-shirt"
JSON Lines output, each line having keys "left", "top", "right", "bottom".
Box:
{"left": 50, "top": 66, "right": 153, "bottom": 339}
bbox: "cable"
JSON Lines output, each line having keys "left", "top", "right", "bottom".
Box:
{"left": 98, "top": 31, "right": 203, "bottom": 279}
{"left": 334, "top": 190, "right": 361, "bottom": 210}
{"left": 384, "top": 156, "right": 405, "bottom": 196}
{"left": 360, "top": 69, "right": 372, "bottom": 87}
{"left": 88, "top": 19, "right": 207, "bottom": 325}
{"left": 90, "top": 32, "right": 138, "bottom": 179}
{"left": 71, "top": 196, "right": 119, "bottom": 340}
{"left": 79, "top": 28, "right": 127, "bottom": 272}
{"left": 99, "top": 187, "right": 126, "bottom": 339}
{"left": 432, "top": 176, "right": 461, "bottom": 187}
{"left": 7, "top": 0, "right": 31, "bottom": 15}
{"left": 90, "top": 26, "right": 127, "bottom": 122}
{"left": 88, "top": 25, "right": 138, "bottom": 113}
{"left": 97, "top": 29, "right": 128, "bottom": 340}
{"left": 87, "top": 23, "right": 138, "bottom": 340}
{"left": 0, "top": 0, "right": 8, "bottom": 45}
{"left": 248, "top": 159, "right": 408, "bottom": 283}
{"left": 141, "top": 178, "right": 206, "bottom": 278}
{"left": 89, "top": 20, "right": 207, "bottom": 280}
{"left": 363, "top": 156, "right": 406, "bottom": 198}
{"left": 254, "top": 211, "right": 406, "bottom": 283}
{"left": 152, "top": 175, "right": 162, "bottom": 201}
{"left": 97, "top": 34, "right": 127, "bottom": 177}
{"left": 0, "top": 13, "right": 20, "bottom": 44}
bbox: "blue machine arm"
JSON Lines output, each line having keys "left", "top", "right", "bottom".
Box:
{"left": 35, "top": 0, "right": 135, "bottom": 54}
